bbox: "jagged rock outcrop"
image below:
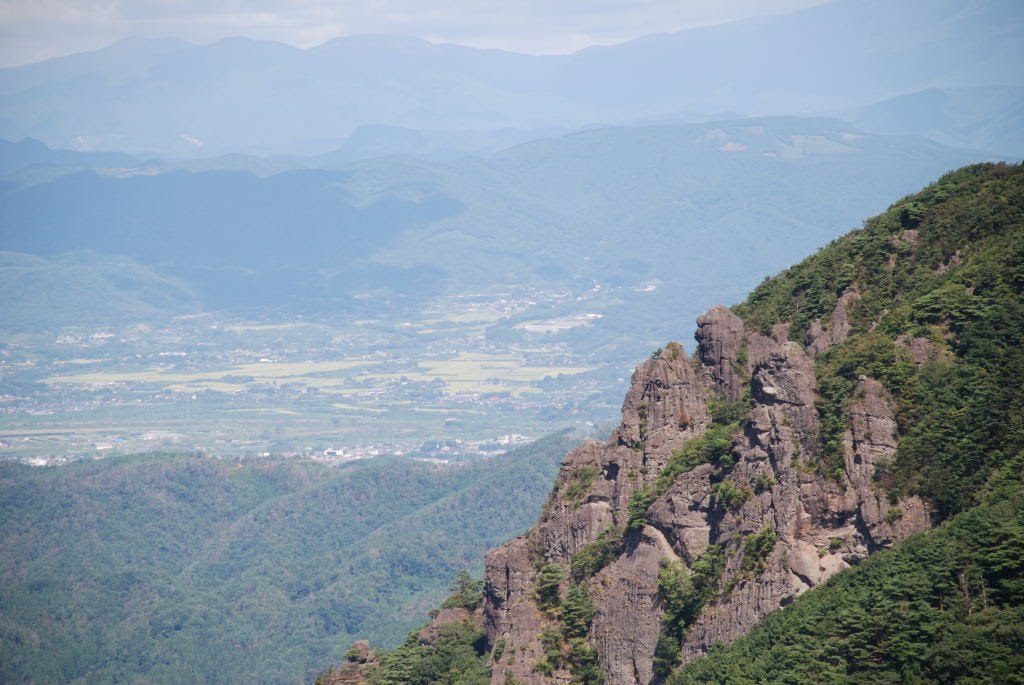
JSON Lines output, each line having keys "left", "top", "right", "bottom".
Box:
{"left": 315, "top": 641, "right": 379, "bottom": 685}
{"left": 483, "top": 303, "right": 932, "bottom": 684}
{"left": 590, "top": 526, "right": 678, "bottom": 685}
{"left": 806, "top": 289, "right": 859, "bottom": 355}
{"left": 418, "top": 607, "right": 481, "bottom": 646}
{"left": 841, "top": 378, "right": 930, "bottom": 550}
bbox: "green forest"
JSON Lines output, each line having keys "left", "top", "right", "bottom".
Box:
{"left": 0, "top": 433, "right": 573, "bottom": 684}
{"left": 734, "top": 162, "right": 1024, "bottom": 517}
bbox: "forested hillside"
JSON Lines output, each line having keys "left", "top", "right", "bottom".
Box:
{"left": 322, "top": 164, "right": 1024, "bottom": 683}
{"left": 0, "top": 433, "right": 573, "bottom": 684}
{"left": 668, "top": 162, "right": 1024, "bottom": 680}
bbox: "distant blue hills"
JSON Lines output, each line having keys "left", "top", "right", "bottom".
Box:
{"left": 0, "top": 117, "right": 995, "bottom": 338}
{"left": 0, "top": 0, "right": 1021, "bottom": 156}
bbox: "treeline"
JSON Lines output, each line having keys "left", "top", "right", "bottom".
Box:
{"left": 0, "top": 433, "right": 573, "bottom": 684}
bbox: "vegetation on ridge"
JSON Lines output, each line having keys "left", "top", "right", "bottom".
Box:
{"left": 313, "top": 163, "right": 1024, "bottom": 684}
{"left": 664, "top": 163, "right": 1024, "bottom": 681}
{"left": 737, "top": 162, "right": 1024, "bottom": 516}
{"left": 668, "top": 467, "right": 1024, "bottom": 684}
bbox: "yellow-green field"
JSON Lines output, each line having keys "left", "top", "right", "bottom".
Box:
{"left": 44, "top": 359, "right": 376, "bottom": 393}
{"left": 357, "top": 352, "right": 590, "bottom": 395}
{"left": 43, "top": 353, "right": 589, "bottom": 398}
{"left": 330, "top": 403, "right": 385, "bottom": 413}
{"left": 222, "top": 322, "right": 326, "bottom": 333}
{"left": 421, "top": 309, "right": 510, "bottom": 324}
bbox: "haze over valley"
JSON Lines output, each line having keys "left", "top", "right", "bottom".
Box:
{"left": 1, "top": 1, "right": 1022, "bottom": 683}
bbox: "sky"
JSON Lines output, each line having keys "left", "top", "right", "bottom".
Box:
{"left": 0, "top": 0, "right": 830, "bottom": 68}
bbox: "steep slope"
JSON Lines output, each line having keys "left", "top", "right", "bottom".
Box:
{"left": 0, "top": 138, "right": 139, "bottom": 175}
{"left": 0, "top": 251, "right": 200, "bottom": 329}
{"left": 668, "top": 475, "right": 1024, "bottom": 683}
{"left": 480, "top": 162, "right": 1023, "bottom": 684}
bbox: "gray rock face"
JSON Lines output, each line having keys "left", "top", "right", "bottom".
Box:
{"left": 647, "top": 464, "right": 714, "bottom": 563}
{"left": 591, "top": 526, "right": 678, "bottom": 685}
{"left": 695, "top": 306, "right": 746, "bottom": 400}
{"left": 842, "top": 378, "right": 930, "bottom": 550}
{"left": 418, "top": 608, "right": 477, "bottom": 646}
{"left": 483, "top": 305, "right": 933, "bottom": 684}
{"left": 806, "top": 289, "right": 859, "bottom": 355}
{"left": 317, "top": 640, "right": 379, "bottom": 685}
{"left": 485, "top": 537, "right": 553, "bottom": 685}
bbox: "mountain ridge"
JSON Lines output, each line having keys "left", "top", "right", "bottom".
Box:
{"left": 2, "top": 0, "right": 1020, "bottom": 156}
{"left": 320, "top": 162, "right": 1024, "bottom": 683}
{"left": 2, "top": 117, "right": 991, "bottom": 339}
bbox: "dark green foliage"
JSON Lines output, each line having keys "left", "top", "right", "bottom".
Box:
{"left": 753, "top": 472, "right": 776, "bottom": 494}
{"left": 660, "top": 163, "right": 1024, "bottom": 683}
{"left": 563, "top": 465, "right": 600, "bottom": 504}
{"left": 735, "top": 163, "right": 1024, "bottom": 517}
{"left": 567, "top": 639, "right": 605, "bottom": 685}
{"left": 741, "top": 527, "right": 778, "bottom": 575}
{"left": 813, "top": 331, "right": 917, "bottom": 478}
{"left": 371, "top": 618, "right": 489, "bottom": 685}
{"left": 570, "top": 527, "right": 623, "bottom": 582}
{"left": 653, "top": 560, "right": 693, "bottom": 677}
{"left": 688, "top": 545, "right": 727, "bottom": 614}
{"left": 627, "top": 488, "right": 656, "bottom": 530}
{"left": 627, "top": 409, "right": 744, "bottom": 536}
{"left": 653, "top": 546, "right": 727, "bottom": 678}
{"left": 492, "top": 639, "right": 506, "bottom": 662}
{"left": 517, "top": 557, "right": 602, "bottom": 682}
{"left": 707, "top": 396, "right": 750, "bottom": 426}
{"left": 658, "top": 421, "right": 738, "bottom": 491}
{"left": 711, "top": 481, "right": 752, "bottom": 512}
{"left": 635, "top": 405, "right": 747, "bottom": 534}
{"left": 529, "top": 586, "right": 602, "bottom": 682}
{"left": 535, "top": 564, "right": 564, "bottom": 611}
{"left": 654, "top": 395, "right": 747, "bottom": 499}
{"left": 0, "top": 433, "right": 574, "bottom": 684}
{"left": 541, "top": 624, "right": 564, "bottom": 667}
{"left": 668, "top": 474, "right": 1024, "bottom": 684}
{"left": 561, "top": 584, "right": 597, "bottom": 639}
{"left": 441, "top": 571, "right": 485, "bottom": 611}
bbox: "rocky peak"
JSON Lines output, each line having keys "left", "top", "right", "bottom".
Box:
{"left": 315, "top": 640, "right": 379, "bottom": 685}
{"left": 483, "top": 301, "right": 931, "bottom": 684}
{"left": 694, "top": 306, "right": 746, "bottom": 400}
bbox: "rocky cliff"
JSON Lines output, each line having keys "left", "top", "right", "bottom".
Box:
{"left": 484, "top": 310, "right": 929, "bottom": 685}
{"left": 482, "top": 162, "right": 1022, "bottom": 684}
{"left": 314, "top": 162, "right": 1022, "bottom": 685}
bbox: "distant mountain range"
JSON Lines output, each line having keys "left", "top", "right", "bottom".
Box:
{"left": 0, "top": 0, "right": 1021, "bottom": 156}
{"left": 0, "top": 117, "right": 994, "bottom": 350}
{"left": 850, "top": 86, "right": 1024, "bottom": 157}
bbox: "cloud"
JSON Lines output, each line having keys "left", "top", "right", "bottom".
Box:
{"left": 0, "top": 0, "right": 829, "bottom": 67}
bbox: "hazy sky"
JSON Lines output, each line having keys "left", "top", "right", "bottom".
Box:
{"left": 0, "top": 0, "right": 829, "bottom": 68}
